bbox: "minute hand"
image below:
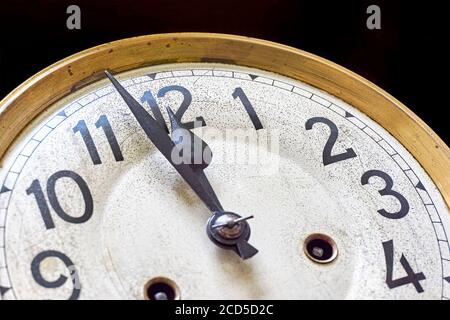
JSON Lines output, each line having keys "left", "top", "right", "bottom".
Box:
{"left": 105, "top": 71, "right": 223, "bottom": 212}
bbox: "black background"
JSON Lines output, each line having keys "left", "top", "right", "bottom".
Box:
{"left": 0, "top": 0, "right": 449, "bottom": 144}
{"left": 0, "top": 300, "right": 442, "bottom": 318}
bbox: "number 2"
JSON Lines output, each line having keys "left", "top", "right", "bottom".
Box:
{"left": 305, "top": 117, "right": 357, "bottom": 165}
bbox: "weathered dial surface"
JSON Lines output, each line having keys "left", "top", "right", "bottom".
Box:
{"left": 0, "top": 63, "right": 449, "bottom": 300}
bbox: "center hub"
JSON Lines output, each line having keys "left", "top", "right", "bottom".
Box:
{"left": 214, "top": 213, "right": 244, "bottom": 239}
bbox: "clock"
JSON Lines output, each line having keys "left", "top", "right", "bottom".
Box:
{"left": 0, "top": 33, "right": 448, "bottom": 300}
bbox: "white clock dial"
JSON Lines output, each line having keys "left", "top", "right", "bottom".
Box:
{"left": 0, "top": 63, "right": 449, "bottom": 300}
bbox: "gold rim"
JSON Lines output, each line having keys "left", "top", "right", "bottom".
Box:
{"left": 0, "top": 32, "right": 449, "bottom": 207}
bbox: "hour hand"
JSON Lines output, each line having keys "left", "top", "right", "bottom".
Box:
{"left": 164, "top": 106, "right": 229, "bottom": 216}
{"left": 105, "top": 70, "right": 257, "bottom": 259}
{"left": 165, "top": 105, "right": 212, "bottom": 172}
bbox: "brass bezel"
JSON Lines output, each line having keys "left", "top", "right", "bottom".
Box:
{"left": 0, "top": 33, "right": 448, "bottom": 207}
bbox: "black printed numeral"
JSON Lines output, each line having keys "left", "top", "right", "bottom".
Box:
{"left": 141, "top": 86, "right": 262, "bottom": 131}
{"left": 157, "top": 85, "right": 192, "bottom": 123}
{"left": 232, "top": 87, "right": 263, "bottom": 130}
{"left": 382, "top": 240, "right": 425, "bottom": 293}
{"left": 141, "top": 85, "right": 205, "bottom": 131}
{"left": 26, "top": 170, "right": 93, "bottom": 229}
{"left": 73, "top": 115, "right": 123, "bottom": 165}
{"left": 305, "top": 117, "right": 357, "bottom": 165}
{"left": 361, "top": 170, "right": 409, "bottom": 219}
{"left": 31, "top": 250, "right": 81, "bottom": 300}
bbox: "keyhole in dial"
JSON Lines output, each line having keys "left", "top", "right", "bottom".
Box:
{"left": 144, "top": 277, "right": 180, "bottom": 300}
{"left": 304, "top": 233, "right": 338, "bottom": 264}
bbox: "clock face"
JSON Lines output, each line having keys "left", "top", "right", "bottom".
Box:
{"left": 0, "top": 62, "right": 449, "bottom": 300}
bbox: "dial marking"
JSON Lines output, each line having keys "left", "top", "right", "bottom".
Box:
{"left": 141, "top": 90, "right": 169, "bottom": 132}
{"left": 157, "top": 85, "right": 192, "bottom": 121}
{"left": 382, "top": 240, "right": 426, "bottom": 293}
{"left": 95, "top": 115, "right": 124, "bottom": 162}
{"left": 73, "top": 120, "right": 101, "bottom": 165}
{"left": 232, "top": 87, "right": 263, "bottom": 130}
{"left": 31, "top": 250, "right": 81, "bottom": 300}
{"left": 141, "top": 85, "right": 206, "bottom": 131}
{"left": 344, "top": 111, "right": 354, "bottom": 118}
{"left": 73, "top": 115, "right": 124, "bottom": 164}
{"left": 0, "top": 66, "right": 447, "bottom": 299}
{"left": 0, "top": 285, "right": 11, "bottom": 296}
{"left": 57, "top": 110, "right": 67, "bottom": 118}
{"left": 305, "top": 117, "right": 357, "bottom": 166}
{"left": 27, "top": 170, "right": 94, "bottom": 229}
{"left": 361, "top": 170, "right": 410, "bottom": 219}
{"left": 311, "top": 94, "right": 332, "bottom": 107}
{"left": 416, "top": 181, "right": 426, "bottom": 191}
{"left": 0, "top": 186, "right": 11, "bottom": 194}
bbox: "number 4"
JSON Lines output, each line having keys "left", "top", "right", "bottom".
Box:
{"left": 382, "top": 240, "right": 426, "bottom": 293}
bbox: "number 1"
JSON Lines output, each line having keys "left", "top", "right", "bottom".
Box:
{"left": 232, "top": 87, "right": 263, "bottom": 130}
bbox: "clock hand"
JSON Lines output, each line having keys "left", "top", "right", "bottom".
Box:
{"left": 164, "top": 107, "right": 259, "bottom": 259}
{"left": 211, "top": 215, "right": 254, "bottom": 229}
{"left": 105, "top": 70, "right": 258, "bottom": 259}
{"left": 104, "top": 70, "right": 222, "bottom": 212}
{"left": 207, "top": 211, "right": 259, "bottom": 259}
{"left": 165, "top": 105, "right": 223, "bottom": 210}
{"left": 165, "top": 105, "right": 211, "bottom": 171}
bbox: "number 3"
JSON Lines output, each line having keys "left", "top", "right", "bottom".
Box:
{"left": 361, "top": 170, "right": 409, "bottom": 219}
